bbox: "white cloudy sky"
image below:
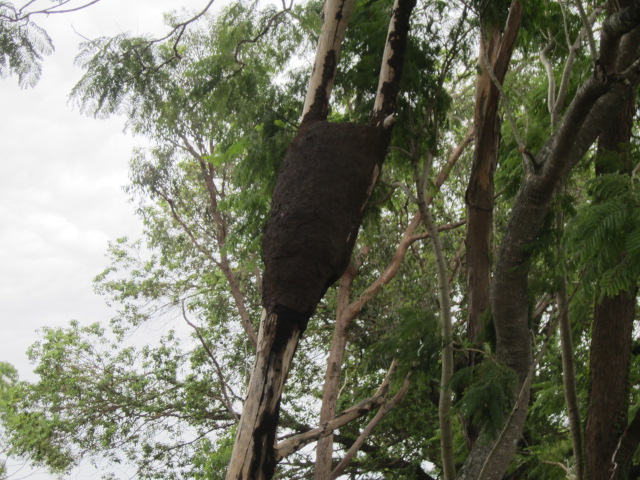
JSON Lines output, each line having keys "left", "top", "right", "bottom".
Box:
{"left": 0, "top": 1, "right": 218, "bottom": 477}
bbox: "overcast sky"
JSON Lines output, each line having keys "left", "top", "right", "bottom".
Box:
{"left": 0, "top": 1, "right": 217, "bottom": 477}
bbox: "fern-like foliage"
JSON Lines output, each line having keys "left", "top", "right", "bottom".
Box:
{"left": 0, "top": 5, "right": 54, "bottom": 88}
{"left": 451, "top": 355, "right": 518, "bottom": 436}
{"left": 564, "top": 174, "right": 640, "bottom": 299}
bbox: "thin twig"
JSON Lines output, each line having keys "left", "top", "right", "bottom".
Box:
{"left": 12, "top": 0, "right": 101, "bottom": 19}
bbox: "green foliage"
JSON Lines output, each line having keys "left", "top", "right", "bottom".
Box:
{"left": 192, "top": 431, "right": 235, "bottom": 479}
{"left": 452, "top": 355, "right": 518, "bottom": 437}
{"left": 564, "top": 174, "right": 640, "bottom": 299}
{"left": 0, "top": 361, "right": 75, "bottom": 473}
{"left": 0, "top": 319, "right": 242, "bottom": 479}
{"left": 0, "top": 5, "right": 53, "bottom": 87}
{"left": 366, "top": 306, "right": 440, "bottom": 376}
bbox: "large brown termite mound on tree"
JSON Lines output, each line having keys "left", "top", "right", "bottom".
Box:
{"left": 262, "top": 120, "right": 391, "bottom": 325}
{"left": 227, "top": 0, "right": 416, "bottom": 474}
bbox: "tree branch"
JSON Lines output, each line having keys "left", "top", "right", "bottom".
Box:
{"left": 9, "top": 0, "right": 101, "bottom": 20}
{"left": 177, "top": 132, "right": 258, "bottom": 348}
{"left": 414, "top": 145, "right": 455, "bottom": 479}
{"left": 574, "top": 0, "right": 597, "bottom": 59}
{"left": 232, "top": 4, "right": 293, "bottom": 75}
{"left": 274, "top": 361, "right": 399, "bottom": 461}
{"left": 343, "top": 127, "right": 472, "bottom": 321}
{"left": 329, "top": 372, "right": 412, "bottom": 479}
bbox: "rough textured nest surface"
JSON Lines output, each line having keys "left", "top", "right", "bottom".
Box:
{"left": 262, "top": 120, "right": 390, "bottom": 321}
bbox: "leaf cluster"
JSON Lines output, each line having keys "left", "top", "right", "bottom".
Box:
{"left": 451, "top": 355, "right": 518, "bottom": 436}
{"left": 564, "top": 173, "right": 640, "bottom": 299}
{"left": 0, "top": 5, "right": 53, "bottom": 87}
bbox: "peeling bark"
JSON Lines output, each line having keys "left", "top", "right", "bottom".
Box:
{"left": 463, "top": 1, "right": 522, "bottom": 453}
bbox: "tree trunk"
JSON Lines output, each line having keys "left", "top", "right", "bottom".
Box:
{"left": 586, "top": 291, "right": 636, "bottom": 480}
{"left": 301, "top": 0, "right": 356, "bottom": 123}
{"left": 314, "top": 265, "right": 357, "bottom": 480}
{"left": 465, "top": 0, "right": 521, "bottom": 345}
{"left": 458, "top": 5, "right": 640, "bottom": 476}
{"left": 463, "top": 0, "right": 521, "bottom": 451}
{"left": 585, "top": 20, "right": 639, "bottom": 476}
{"left": 225, "top": 0, "right": 356, "bottom": 473}
{"left": 226, "top": 310, "right": 304, "bottom": 480}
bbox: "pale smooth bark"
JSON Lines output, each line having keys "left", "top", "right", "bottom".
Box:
{"left": 420, "top": 203, "right": 455, "bottom": 480}
{"left": 226, "top": 311, "right": 303, "bottom": 480}
{"left": 372, "top": 0, "right": 417, "bottom": 122}
{"left": 314, "top": 263, "right": 358, "bottom": 480}
{"left": 301, "top": 0, "right": 356, "bottom": 123}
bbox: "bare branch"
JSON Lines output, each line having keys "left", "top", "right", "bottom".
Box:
{"left": 7, "top": 0, "right": 101, "bottom": 21}
{"left": 574, "top": 0, "right": 598, "bottom": 59}
{"left": 344, "top": 127, "right": 473, "bottom": 321}
{"left": 555, "top": 6, "right": 603, "bottom": 124}
{"left": 232, "top": 5, "right": 293, "bottom": 75}
{"left": 329, "top": 372, "right": 412, "bottom": 479}
{"left": 176, "top": 132, "right": 258, "bottom": 348}
{"left": 274, "top": 361, "right": 399, "bottom": 461}
{"left": 540, "top": 39, "right": 556, "bottom": 116}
